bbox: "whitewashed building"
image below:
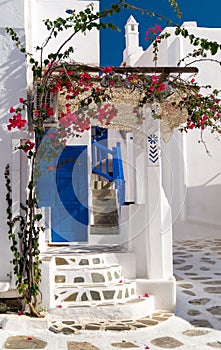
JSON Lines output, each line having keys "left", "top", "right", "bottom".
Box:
{"left": 127, "top": 18, "right": 221, "bottom": 241}
{"left": 1, "top": 0, "right": 220, "bottom": 319}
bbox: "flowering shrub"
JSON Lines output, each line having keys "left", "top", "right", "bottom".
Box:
{"left": 7, "top": 103, "right": 27, "bottom": 131}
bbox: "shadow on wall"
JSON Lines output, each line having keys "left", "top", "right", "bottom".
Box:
{"left": 185, "top": 183, "right": 221, "bottom": 226}
{"left": 0, "top": 29, "right": 26, "bottom": 123}
{"left": 0, "top": 1, "right": 14, "bottom": 6}
{"left": 0, "top": 127, "right": 13, "bottom": 280}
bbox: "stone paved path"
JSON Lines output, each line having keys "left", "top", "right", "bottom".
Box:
{"left": 1, "top": 238, "right": 221, "bottom": 349}
{"left": 173, "top": 238, "right": 221, "bottom": 330}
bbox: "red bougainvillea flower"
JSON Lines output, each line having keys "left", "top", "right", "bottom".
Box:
{"left": 48, "top": 165, "right": 54, "bottom": 171}
{"left": 144, "top": 293, "right": 150, "bottom": 297}
{"left": 9, "top": 106, "right": 15, "bottom": 113}
{"left": 157, "top": 83, "right": 166, "bottom": 91}
{"left": 19, "top": 98, "right": 25, "bottom": 103}
{"left": 145, "top": 346, "right": 150, "bottom": 349}
{"left": 101, "top": 66, "right": 113, "bottom": 74}
{"left": 18, "top": 311, "right": 23, "bottom": 316}
{"left": 7, "top": 114, "right": 26, "bottom": 131}
{"left": 23, "top": 140, "right": 35, "bottom": 153}
{"left": 80, "top": 72, "right": 92, "bottom": 81}
{"left": 151, "top": 75, "right": 158, "bottom": 84}
{"left": 34, "top": 110, "right": 40, "bottom": 117}
{"left": 47, "top": 107, "right": 54, "bottom": 117}
{"left": 27, "top": 337, "right": 33, "bottom": 341}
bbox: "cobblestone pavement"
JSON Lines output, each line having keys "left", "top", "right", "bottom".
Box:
{"left": 173, "top": 238, "right": 221, "bottom": 330}
{"left": 1, "top": 238, "right": 221, "bottom": 349}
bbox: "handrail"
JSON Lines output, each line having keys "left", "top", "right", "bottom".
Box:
{"left": 92, "top": 140, "right": 125, "bottom": 205}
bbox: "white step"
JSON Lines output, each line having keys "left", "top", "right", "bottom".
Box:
{"left": 54, "top": 264, "right": 123, "bottom": 286}
{"left": 53, "top": 280, "right": 136, "bottom": 307}
{"left": 49, "top": 295, "right": 155, "bottom": 321}
{"left": 53, "top": 253, "right": 120, "bottom": 269}
{"left": 90, "top": 225, "right": 119, "bottom": 235}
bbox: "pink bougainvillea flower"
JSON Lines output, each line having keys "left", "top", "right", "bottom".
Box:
{"left": 119, "top": 279, "right": 123, "bottom": 283}
{"left": 148, "top": 86, "right": 155, "bottom": 93}
{"left": 56, "top": 305, "right": 62, "bottom": 308}
{"left": 48, "top": 166, "right": 53, "bottom": 171}
{"left": 46, "top": 132, "right": 55, "bottom": 139}
{"left": 191, "top": 78, "right": 195, "bottom": 83}
{"left": 155, "top": 24, "right": 162, "bottom": 32}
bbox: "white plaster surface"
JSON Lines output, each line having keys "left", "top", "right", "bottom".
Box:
{"left": 0, "top": 312, "right": 221, "bottom": 349}
{"left": 1, "top": 238, "right": 221, "bottom": 349}
{"left": 133, "top": 21, "right": 221, "bottom": 241}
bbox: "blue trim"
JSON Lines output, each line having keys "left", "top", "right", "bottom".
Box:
{"left": 92, "top": 140, "right": 125, "bottom": 205}
{"left": 51, "top": 145, "right": 88, "bottom": 242}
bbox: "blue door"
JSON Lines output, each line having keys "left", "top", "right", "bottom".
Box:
{"left": 51, "top": 145, "right": 88, "bottom": 242}
{"left": 37, "top": 145, "right": 88, "bottom": 242}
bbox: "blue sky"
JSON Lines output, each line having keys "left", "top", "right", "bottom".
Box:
{"left": 100, "top": 0, "right": 221, "bottom": 66}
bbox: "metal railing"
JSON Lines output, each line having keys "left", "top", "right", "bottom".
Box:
{"left": 92, "top": 140, "right": 125, "bottom": 206}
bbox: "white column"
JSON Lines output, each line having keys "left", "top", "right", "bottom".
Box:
{"left": 143, "top": 109, "right": 173, "bottom": 279}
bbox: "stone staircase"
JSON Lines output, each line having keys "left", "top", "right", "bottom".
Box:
{"left": 41, "top": 176, "right": 155, "bottom": 319}
{"left": 44, "top": 250, "right": 155, "bottom": 320}
{"left": 52, "top": 253, "right": 136, "bottom": 307}
{"left": 90, "top": 176, "right": 119, "bottom": 235}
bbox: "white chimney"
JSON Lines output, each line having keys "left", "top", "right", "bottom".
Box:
{"left": 123, "top": 15, "right": 144, "bottom": 66}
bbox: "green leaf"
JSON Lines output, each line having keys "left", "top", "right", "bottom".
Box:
{"left": 175, "top": 27, "right": 181, "bottom": 36}
{"left": 34, "top": 214, "right": 43, "bottom": 221}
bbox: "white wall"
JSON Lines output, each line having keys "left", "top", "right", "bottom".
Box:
{"left": 0, "top": 0, "right": 27, "bottom": 280}
{"left": 27, "top": 0, "right": 99, "bottom": 67}
{"left": 137, "top": 22, "right": 221, "bottom": 240}
{"left": 0, "top": 0, "right": 100, "bottom": 280}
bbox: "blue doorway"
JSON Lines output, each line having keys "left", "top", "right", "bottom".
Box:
{"left": 51, "top": 145, "right": 88, "bottom": 242}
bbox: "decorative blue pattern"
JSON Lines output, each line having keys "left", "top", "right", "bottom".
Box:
{"left": 147, "top": 134, "right": 158, "bottom": 145}
{"left": 148, "top": 134, "right": 159, "bottom": 164}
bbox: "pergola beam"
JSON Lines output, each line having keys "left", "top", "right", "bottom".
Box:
{"left": 77, "top": 66, "right": 198, "bottom": 74}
